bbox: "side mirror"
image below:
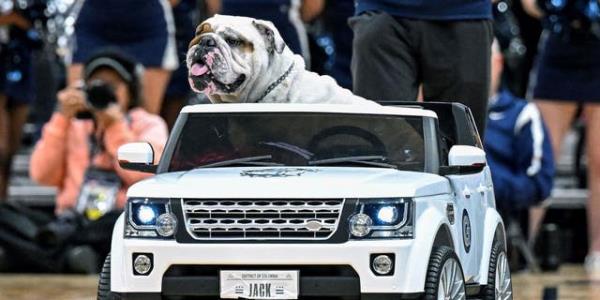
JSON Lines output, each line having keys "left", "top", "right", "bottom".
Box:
{"left": 117, "top": 142, "right": 157, "bottom": 173}
{"left": 440, "top": 145, "right": 486, "bottom": 175}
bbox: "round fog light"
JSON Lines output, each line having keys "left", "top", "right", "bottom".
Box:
{"left": 156, "top": 213, "right": 177, "bottom": 237}
{"left": 372, "top": 255, "right": 393, "bottom": 275}
{"left": 134, "top": 254, "right": 152, "bottom": 275}
{"left": 349, "top": 213, "right": 373, "bottom": 237}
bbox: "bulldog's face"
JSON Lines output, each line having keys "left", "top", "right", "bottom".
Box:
{"left": 187, "top": 15, "right": 286, "bottom": 101}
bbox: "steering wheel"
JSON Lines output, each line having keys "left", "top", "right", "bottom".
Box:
{"left": 307, "top": 125, "right": 388, "bottom": 158}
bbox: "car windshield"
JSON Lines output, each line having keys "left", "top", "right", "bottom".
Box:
{"left": 168, "top": 112, "right": 425, "bottom": 172}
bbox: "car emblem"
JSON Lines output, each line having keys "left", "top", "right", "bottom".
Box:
{"left": 306, "top": 220, "right": 323, "bottom": 232}
{"left": 462, "top": 210, "right": 472, "bottom": 253}
{"left": 240, "top": 168, "right": 319, "bottom": 178}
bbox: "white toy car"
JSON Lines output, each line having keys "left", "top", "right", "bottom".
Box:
{"left": 99, "top": 102, "right": 513, "bottom": 300}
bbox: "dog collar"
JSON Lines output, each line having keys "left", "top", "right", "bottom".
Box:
{"left": 256, "top": 62, "right": 295, "bottom": 102}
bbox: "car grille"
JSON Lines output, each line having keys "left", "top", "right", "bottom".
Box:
{"left": 181, "top": 199, "right": 345, "bottom": 240}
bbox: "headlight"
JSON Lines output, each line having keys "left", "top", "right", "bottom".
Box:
{"left": 125, "top": 198, "right": 177, "bottom": 239}
{"left": 348, "top": 198, "right": 413, "bottom": 239}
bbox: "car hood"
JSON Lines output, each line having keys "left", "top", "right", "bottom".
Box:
{"left": 127, "top": 167, "right": 451, "bottom": 199}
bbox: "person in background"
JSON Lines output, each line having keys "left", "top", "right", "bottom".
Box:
{"left": 484, "top": 40, "right": 554, "bottom": 216}
{"left": 69, "top": 0, "right": 178, "bottom": 115}
{"left": 206, "top": 0, "right": 324, "bottom": 67}
{"left": 30, "top": 49, "right": 168, "bottom": 215}
{"left": 522, "top": 0, "right": 600, "bottom": 277}
{"left": 320, "top": 0, "right": 354, "bottom": 90}
{"left": 0, "top": 4, "right": 43, "bottom": 201}
{"left": 162, "top": 0, "right": 198, "bottom": 129}
{"left": 350, "top": 0, "right": 493, "bottom": 136}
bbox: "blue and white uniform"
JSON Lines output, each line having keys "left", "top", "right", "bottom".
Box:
{"left": 73, "top": 0, "right": 178, "bottom": 70}
{"left": 484, "top": 90, "right": 555, "bottom": 211}
{"left": 0, "top": 20, "right": 41, "bottom": 105}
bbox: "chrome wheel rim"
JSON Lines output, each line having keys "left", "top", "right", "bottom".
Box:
{"left": 437, "top": 258, "right": 466, "bottom": 300}
{"left": 495, "top": 252, "right": 513, "bottom": 300}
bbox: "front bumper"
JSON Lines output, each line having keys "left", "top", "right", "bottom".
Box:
{"left": 111, "top": 215, "right": 430, "bottom": 298}
{"left": 117, "top": 292, "right": 420, "bottom": 300}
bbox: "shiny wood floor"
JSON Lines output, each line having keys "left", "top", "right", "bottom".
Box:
{"left": 1, "top": 265, "right": 600, "bottom": 299}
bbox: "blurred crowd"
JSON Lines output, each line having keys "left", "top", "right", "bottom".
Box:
{"left": 0, "top": 0, "right": 598, "bottom": 277}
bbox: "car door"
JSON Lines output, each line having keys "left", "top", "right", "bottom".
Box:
{"left": 447, "top": 170, "right": 486, "bottom": 284}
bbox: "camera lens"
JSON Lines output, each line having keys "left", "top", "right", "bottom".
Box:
{"left": 84, "top": 80, "right": 117, "bottom": 110}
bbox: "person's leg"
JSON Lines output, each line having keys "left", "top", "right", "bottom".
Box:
{"left": 528, "top": 100, "right": 577, "bottom": 240}
{"left": 8, "top": 104, "right": 29, "bottom": 156}
{"left": 420, "top": 20, "right": 493, "bottom": 137}
{"left": 537, "top": 100, "right": 578, "bottom": 155}
{"left": 143, "top": 68, "right": 172, "bottom": 115}
{"left": 0, "top": 102, "right": 29, "bottom": 202}
{"left": 0, "top": 95, "right": 9, "bottom": 200}
{"left": 350, "top": 12, "right": 419, "bottom": 101}
{"left": 584, "top": 104, "right": 600, "bottom": 253}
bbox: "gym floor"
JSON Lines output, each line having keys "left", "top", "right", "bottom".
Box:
{"left": 0, "top": 265, "right": 598, "bottom": 300}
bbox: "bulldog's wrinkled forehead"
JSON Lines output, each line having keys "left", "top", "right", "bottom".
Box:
{"left": 197, "top": 15, "right": 265, "bottom": 39}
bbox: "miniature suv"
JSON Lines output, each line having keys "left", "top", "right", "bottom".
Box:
{"left": 99, "top": 102, "right": 513, "bottom": 300}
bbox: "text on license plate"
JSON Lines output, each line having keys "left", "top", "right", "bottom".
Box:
{"left": 219, "top": 270, "right": 299, "bottom": 299}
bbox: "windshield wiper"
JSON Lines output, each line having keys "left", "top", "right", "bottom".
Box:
{"left": 308, "top": 155, "right": 397, "bottom": 169}
{"left": 197, "top": 155, "right": 283, "bottom": 168}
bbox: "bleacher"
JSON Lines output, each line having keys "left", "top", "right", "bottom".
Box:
{"left": 7, "top": 149, "right": 56, "bottom": 208}
{"left": 7, "top": 126, "right": 587, "bottom": 210}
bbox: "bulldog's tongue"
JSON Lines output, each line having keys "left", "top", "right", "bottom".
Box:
{"left": 191, "top": 63, "right": 209, "bottom": 76}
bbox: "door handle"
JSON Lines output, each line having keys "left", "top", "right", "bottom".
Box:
{"left": 477, "top": 184, "right": 487, "bottom": 195}
{"left": 463, "top": 186, "right": 471, "bottom": 199}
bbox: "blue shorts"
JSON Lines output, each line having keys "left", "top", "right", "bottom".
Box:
{"left": 0, "top": 47, "right": 35, "bottom": 105}
{"left": 73, "top": 0, "right": 178, "bottom": 70}
{"left": 533, "top": 32, "right": 600, "bottom": 102}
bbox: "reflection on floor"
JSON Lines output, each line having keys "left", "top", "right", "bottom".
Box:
{"left": 0, "top": 274, "right": 97, "bottom": 300}
{"left": 513, "top": 265, "right": 600, "bottom": 299}
{"left": 1, "top": 265, "right": 600, "bottom": 299}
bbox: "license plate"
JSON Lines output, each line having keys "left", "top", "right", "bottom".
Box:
{"left": 220, "top": 270, "right": 299, "bottom": 299}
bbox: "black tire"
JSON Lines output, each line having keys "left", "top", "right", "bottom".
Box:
{"left": 97, "top": 254, "right": 121, "bottom": 300}
{"left": 481, "top": 240, "right": 513, "bottom": 300}
{"left": 423, "top": 246, "right": 466, "bottom": 300}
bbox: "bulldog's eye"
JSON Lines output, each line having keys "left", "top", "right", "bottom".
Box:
{"left": 225, "top": 37, "right": 242, "bottom": 47}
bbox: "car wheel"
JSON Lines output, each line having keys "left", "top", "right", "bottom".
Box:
{"left": 97, "top": 254, "right": 121, "bottom": 300}
{"left": 424, "top": 246, "right": 466, "bottom": 300}
{"left": 482, "top": 240, "right": 513, "bottom": 300}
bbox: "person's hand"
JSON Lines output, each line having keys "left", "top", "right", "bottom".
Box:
{"left": 57, "top": 87, "right": 87, "bottom": 119}
{"left": 521, "top": 0, "right": 544, "bottom": 19}
{"left": 94, "top": 104, "right": 125, "bottom": 132}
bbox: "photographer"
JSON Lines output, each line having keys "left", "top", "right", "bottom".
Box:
{"left": 522, "top": 0, "right": 600, "bottom": 278}
{"left": 30, "top": 49, "right": 168, "bottom": 215}
{"left": 0, "top": 49, "right": 167, "bottom": 273}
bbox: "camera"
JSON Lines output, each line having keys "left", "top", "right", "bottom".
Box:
{"left": 75, "top": 80, "right": 117, "bottom": 119}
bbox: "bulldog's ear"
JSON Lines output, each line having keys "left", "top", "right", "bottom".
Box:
{"left": 252, "top": 20, "right": 286, "bottom": 55}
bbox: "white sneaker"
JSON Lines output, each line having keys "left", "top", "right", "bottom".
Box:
{"left": 584, "top": 252, "right": 600, "bottom": 280}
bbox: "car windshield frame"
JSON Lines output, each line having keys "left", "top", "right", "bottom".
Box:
{"left": 157, "top": 111, "right": 440, "bottom": 174}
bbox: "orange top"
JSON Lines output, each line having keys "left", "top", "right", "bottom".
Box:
{"left": 30, "top": 108, "right": 168, "bottom": 214}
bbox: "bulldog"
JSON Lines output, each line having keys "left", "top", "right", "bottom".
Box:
{"left": 187, "top": 14, "right": 373, "bottom": 105}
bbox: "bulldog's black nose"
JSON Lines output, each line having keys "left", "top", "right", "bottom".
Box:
{"left": 199, "top": 36, "right": 217, "bottom": 48}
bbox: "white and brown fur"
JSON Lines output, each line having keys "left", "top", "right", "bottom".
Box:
{"left": 187, "top": 14, "right": 375, "bottom": 105}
